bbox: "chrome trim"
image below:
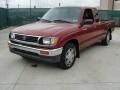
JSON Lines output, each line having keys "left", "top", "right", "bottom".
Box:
{"left": 37, "top": 36, "right": 41, "bottom": 44}
{"left": 12, "top": 39, "right": 55, "bottom": 47}
{"left": 13, "top": 33, "right": 42, "bottom": 45}
{"left": 8, "top": 41, "right": 63, "bottom": 56}
{"left": 13, "top": 33, "right": 42, "bottom": 37}
{"left": 11, "top": 33, "right": 56, "bottom": 47}
{"left": 12, "top": 39, "right": 40, "bottom": 46}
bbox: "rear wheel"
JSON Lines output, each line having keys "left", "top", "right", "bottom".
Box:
{"left": 59, "top": 43, "right": 77, "bottom": 69}
{"left": 101, "top": 31, "right": 111, "bottom": 46}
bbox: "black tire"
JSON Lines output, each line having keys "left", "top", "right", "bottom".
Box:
{"left": 59, "top": 43, "right": 77, "bottom": 69}
{"left": 101, "top": 31, "right": 111, "bottom": 46}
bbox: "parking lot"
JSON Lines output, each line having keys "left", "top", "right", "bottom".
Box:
{"left": 0, "top": 27, "right": 120, "bottom": 90}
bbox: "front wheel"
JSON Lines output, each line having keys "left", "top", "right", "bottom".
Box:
{"left": 59, "top": 43, "right": 77, "bottom": 69}
{"left": 101, "top": 31, "right": 111, "bottom": 46}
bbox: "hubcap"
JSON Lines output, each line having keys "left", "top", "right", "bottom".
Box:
{"left": 65, "top": 48, "right": 76, "bottom": 67}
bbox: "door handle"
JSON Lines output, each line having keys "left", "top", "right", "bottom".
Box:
{"left": 82, "top": 28, "right": 87, "bottom": 31}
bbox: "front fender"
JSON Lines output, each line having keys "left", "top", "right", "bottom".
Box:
{"left": 57, "top": 32, "right": 79, "bottom": 48}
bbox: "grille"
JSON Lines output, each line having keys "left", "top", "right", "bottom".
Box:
{"left": 15, "top": 34, "right": 39, "bottom": 43}
{"left": 10, "top": 40, "right": 51, "bottom": 50}
{"left": 10, "top": 40, "right": 40, "bottom": 48}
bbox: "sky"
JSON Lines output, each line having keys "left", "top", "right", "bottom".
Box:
{"left": 0, "top": 0, "right": 100, "bottom": 8}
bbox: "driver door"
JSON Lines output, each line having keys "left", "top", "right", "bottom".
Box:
{"left": 79, "top": 9, "right": 97, "bottom": 49}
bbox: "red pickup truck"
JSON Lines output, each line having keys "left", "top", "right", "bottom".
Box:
{"left": 8, "top": 7, "right": 115, "bottom": 69}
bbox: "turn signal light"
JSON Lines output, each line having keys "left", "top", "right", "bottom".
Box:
{"left": 40, "top": 51, "right": 49, "bottom": 56}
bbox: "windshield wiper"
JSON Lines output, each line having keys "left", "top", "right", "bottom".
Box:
{"left": 40, "top": 19, "right": 52, "bottom": 23}
{"left": 52, "top": 19, "right": 72, "bottom": 23}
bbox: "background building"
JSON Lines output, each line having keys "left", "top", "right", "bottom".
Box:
{"left": 100, "top": 0, "right": 114, "bottom": 10}
{"left": 100, "top": 0, "right": 120, "bottom": 10}
{"left": 114, "top": 0, "right": 120, "bottom": 10}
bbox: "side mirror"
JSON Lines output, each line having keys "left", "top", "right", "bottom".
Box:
{"left": 83, "top": 19, "right": 93, "bottom": 25}
{"left": 95, "top": 18, "right": 99, "bottom": 22}
{"left": 36, "top": 17, "right": 41, "bottom": 21}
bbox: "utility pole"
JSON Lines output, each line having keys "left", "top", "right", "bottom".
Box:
{"left": 58, "top": 0, "right": 61, "bottom": 7}
{"left": 18, "top": 4, "right": 20, "bottom": 8}
{"left": 112, "top": 0, "right": 115, "bottom": 10}
{"left": 6, "top": 0, "right": 8, "bottom": 9}
{"left": 5, "top": 0, "right": 9, "bottom": 26}
{"left": 59, "top": 3, "right": 61, "bottom": 7}
{"left": 30, "top": 0, "right": 32, "bottom": 17}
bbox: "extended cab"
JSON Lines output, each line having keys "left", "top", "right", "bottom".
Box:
{"left": 8, "top": 7, "right": 115, "bottom": 69}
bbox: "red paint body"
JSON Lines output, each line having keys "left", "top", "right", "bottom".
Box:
{"left": 12, "top": 7, "right": 115, "bottom": 50}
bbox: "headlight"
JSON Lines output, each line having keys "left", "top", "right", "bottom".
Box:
{"left": 9, "top": 33, "right": 15, "bottom": 39}
{"left": 42, "top": 37, "right": 58, "bottom": 46}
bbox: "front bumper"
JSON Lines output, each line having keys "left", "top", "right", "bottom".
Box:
{"left": 8, "top": 41, "right": 63, "bottom": 63}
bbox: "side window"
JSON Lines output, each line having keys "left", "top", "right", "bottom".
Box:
{"left": 83, "top": 9, "right": 94, "bottom": 24}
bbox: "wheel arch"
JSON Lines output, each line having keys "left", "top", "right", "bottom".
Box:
{"left": 63, "top": 39, "right": 80, "bottom": 58}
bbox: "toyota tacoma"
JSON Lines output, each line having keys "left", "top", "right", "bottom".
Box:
{"left": 8, "top": 7, "right": 115, "bottom": 69}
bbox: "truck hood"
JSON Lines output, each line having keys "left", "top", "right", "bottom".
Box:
{"left": 12, "top": 22, "right": 78, "bottom": 37}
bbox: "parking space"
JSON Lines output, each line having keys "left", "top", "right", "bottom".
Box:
{"left": 0, "top": 27, "right": 120, "bottom": 90}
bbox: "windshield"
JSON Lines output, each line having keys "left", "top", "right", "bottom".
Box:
{"left": 41, "top": 7, "right": 81, "bottom": 23}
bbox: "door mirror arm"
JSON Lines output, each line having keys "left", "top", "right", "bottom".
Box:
{"left": 36, "top": 17, "right": 41, "bottom": 21}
